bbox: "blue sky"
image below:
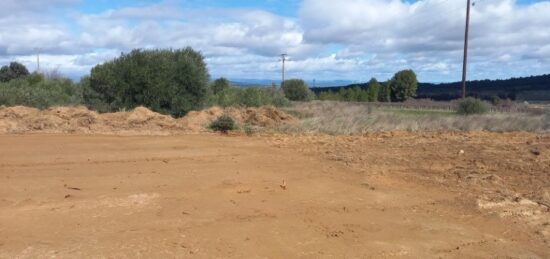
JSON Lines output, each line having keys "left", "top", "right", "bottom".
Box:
{"left": 77, "top": 0, "right": 302, "bottom": 16}
{"left": 1, "top": 0, "right": 549, "bottom": 83}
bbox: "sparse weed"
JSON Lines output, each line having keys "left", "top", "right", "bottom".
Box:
{"left": 285, "top": 101, "right": 549, "bottom": 134}
{"left": 209, "top": 115, "right": 236, "bottom": 133}
{"left": 243, "top": 124, "right": 255, "bottom": 136}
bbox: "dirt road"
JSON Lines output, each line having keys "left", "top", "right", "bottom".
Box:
{"left": 0, "top": 133, "right": 548, "bottom": 258}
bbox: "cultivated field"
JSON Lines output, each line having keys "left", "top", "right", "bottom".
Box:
{"left": 0, "top": 104, "right": 549, "bottom": 258}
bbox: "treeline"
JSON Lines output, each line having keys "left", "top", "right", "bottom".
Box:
{"left": 417, "top": 74, "right": 550, "bottom": 101}
{"left": 0, "top": 48, "right": 316, "bottom": 117}
{"left": 315, "top": 70, "right": 418, "bottom": 103}
{"left": 318, "top": 79, "right": 383, "bottom": 102}
{"left": 315, "top": 74, "right": 550, "bottom": 102}
{"left": 0, "top": 63, "right": 82, "bottom": 108}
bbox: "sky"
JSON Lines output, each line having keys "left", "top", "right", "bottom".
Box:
{"left": 0, "top": 0, "right": 549, "bottom": 83}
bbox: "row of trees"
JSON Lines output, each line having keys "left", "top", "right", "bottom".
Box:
{"left": 0, "top": 70, "right": 82, "bottom": 109}
{"left": 82, "top": 49, "right": 313, "bottom": 117}
{"left": 318, "top": 78, "right": 383, "bottom": 102}
{"left": 317, "top": 70, "right": 418, "bottom": 103}
{"left": 207, "top": 78, "right": 289, "bottom": 108}
{"left": 0, "top": 51, "right": 295, "bottom": 117}
{"left": 1, "top": 48, "right": 420, "bottom": 117}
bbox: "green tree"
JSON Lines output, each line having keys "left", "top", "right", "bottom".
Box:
{"left": 318, "top": 91, "right": 338, "bottom": 101}
{"left": 209, "top": 86, "right": 289, "bottom": 108}
{"left": 366, "top": 78, "right": 380, "bottom": 102}
{"left": 351, "top": 87, "right": 362, "bottom": 102}
{"left": 211, "top": 77, "right": 230, "bottom": 95}
{"left": 0, "top": 62, "right": 30, "bottom": 82}
{"left": 389, "top": 69, "right": 418, "bottom": 102}
{"left": 457, "top": 97, "right": 489, "bottom": 115}
{"left": 378, "top": 83, "right": 391, "bottom": 102}
{"left": 0, "top": 76, "right": 82, "bottom": 109}
{"left": 83, "top": 48, "right": 209, "bottom": 117}
{"left": 282, "top": 79, "right": 314, "bottom": 101}
{"left": 239, "top": 87, "right": 263, "bottom": 107}
{"left": 338, "top": 88, "right": 354, "bottom": 102}
{"left": 357, "top": 88, "right": 369, "bottom": 102}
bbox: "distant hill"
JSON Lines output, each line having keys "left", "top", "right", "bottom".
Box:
{"left": 229, "top": 79, "right": 355, "bottom": 88}
{"left": 311, "top": 74, "right": 550, "bottom": 102}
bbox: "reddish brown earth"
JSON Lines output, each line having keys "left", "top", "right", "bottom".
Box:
{"left": 0, "top": 105, "right": 296, "bottom": 135}
{"left": 0, "top": 132, "right": 548, "bottom": 258}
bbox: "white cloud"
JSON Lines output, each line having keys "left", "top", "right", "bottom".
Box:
{"left": 0, "top": 0, "right": 78, "bottom": 16}
{"left": 0, "top": 0, "right": 549, "bottom": 82}
{"left": 299, "top": 0, "right": 550, "bottom": 81}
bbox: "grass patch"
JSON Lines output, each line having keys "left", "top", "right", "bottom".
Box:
{"left": 285, "top": 101, "right": 550, "bottom": 134}
{"left": 381, "top": 108, "right": 456, "bottom": 116}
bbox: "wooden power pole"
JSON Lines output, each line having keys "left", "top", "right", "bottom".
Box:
{"left": 37, "top": 53, "right": 40, "bottom": 72}
{"left": 461, "top": 0, "right": 471, "bottom": 99}
{"left": 280, "top": 54, "right": 288, "bottom": 87}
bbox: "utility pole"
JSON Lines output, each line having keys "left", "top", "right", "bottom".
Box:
{"left": 35, "top": 48, "right": 41, "bottom": 73}
{"left": 280, "top": 54, "right": 287, "bottom": 87}
{"left": 461, "top": 0, "right": 471, "bottom": 99}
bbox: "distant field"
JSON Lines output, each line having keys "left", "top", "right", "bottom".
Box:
{"left": 380, "top": 107, "right": 457, "bottom": 116}
{"left": 282, "top": 101, "right": 550, "bottom": 134}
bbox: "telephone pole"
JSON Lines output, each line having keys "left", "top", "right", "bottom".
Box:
{"left": 461, "top": 0, "right": 471, "bottom": 99}
{"left": 280, "top": 54, "right": 287, "bottom": 87}
{"left": 35, "top": 48, "right": 41, "bottom": 72}
{"left": 37, "top": 53, "right": 40, "bottom": 72}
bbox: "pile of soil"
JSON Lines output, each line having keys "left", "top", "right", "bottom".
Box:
{"left": 181, "top": 106, "right": 296, "bottom": 131}
{"left": 0, "top": 105, "right": 296, "bottom": 135}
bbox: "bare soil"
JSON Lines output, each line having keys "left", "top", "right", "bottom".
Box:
{"left": 0, "top": 106, "right": 296, "bottom": 135}
{"left": 0, "top": 131, "right": 548, "bottom": 258}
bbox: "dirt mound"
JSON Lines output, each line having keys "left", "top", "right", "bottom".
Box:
{"left": 0, "top": 105, "right": 296, "bottom": 134}
{"left": 0, "top": 106, "right": 184, "bottom": 134}
{"left": 180, "top": 106, "right": 296, "bottom": 131}
{"left": 180, "top": 107, "right": 225, "bottom": 132}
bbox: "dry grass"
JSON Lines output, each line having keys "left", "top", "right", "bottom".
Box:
{"left": 280, "top": 101, "right": 550, "bottom": 134}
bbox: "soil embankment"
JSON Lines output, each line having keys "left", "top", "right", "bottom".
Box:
{"left": 0, "top": 105, "right": 296, "bottom": 135}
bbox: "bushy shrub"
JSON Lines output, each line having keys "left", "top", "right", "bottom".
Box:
{"left": 211, "top": 77, "right": 230, "bottom": 95}
{"left": 84, "top": 48, "right": 209, "bottom": 117}
{"left": 366, "top": 78, "right": 380, "bottom": 102}
{"left": 0, "top": 62, "right": 30, "bottom": 82}
{"left": 389, "top": 69, "right": 418, "bottom": 102}
{"left": 243, "top": 124, "right": 254, "bottom": 136}
{"left": 457, "top": 97, "right": 489, "bottom": 115}
{"left": 318, "top": 91, "right": 337, "bottom": 101}
{"left": 240, "top": 87, "right": 263, "bottom": 107}
{"left": 209, "top": 86, "right": 289, "bottom": 108}
{"left": 209, "top": 115, "right": 235, "bottom": 133}
{"left": 0, "top": 75, "right": 82, "bottom": 108}
{"left": 282, "top": 79, "right": 315, "bottom": 101}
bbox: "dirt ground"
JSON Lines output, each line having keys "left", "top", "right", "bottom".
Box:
{"left": 0, "top": 132, "right": 548, "bottom": 258}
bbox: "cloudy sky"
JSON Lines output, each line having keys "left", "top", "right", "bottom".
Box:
{"left": 1, "top": 0, "right": 549, "bottom": 83}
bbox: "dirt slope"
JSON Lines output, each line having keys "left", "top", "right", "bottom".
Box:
{"left": 0, "top": 133, "right": 548, "bottom": 258}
